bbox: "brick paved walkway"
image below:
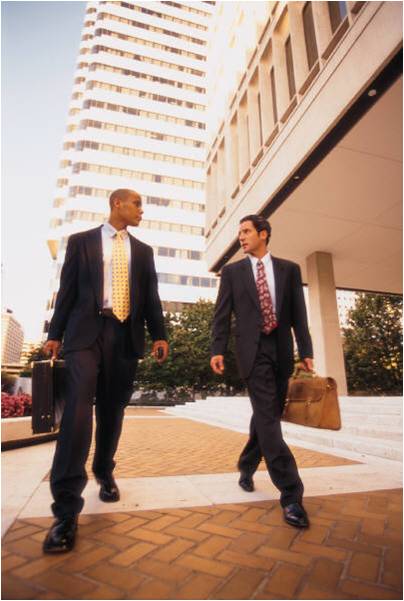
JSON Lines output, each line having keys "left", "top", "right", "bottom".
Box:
{"left": 83, "top": 418, "right": 358, "bottom": 479}
{"left": 3, "top": 412, "right": 401, "bottom": 599}
{"left": 2, "top": 489, "right": 402, "bottom": 600}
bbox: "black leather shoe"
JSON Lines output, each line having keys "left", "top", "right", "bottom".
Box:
{"left": 43, "top": 516, "right": 78, "bottom": 554}
{"left": 96, "top": 475, "right": 120, "bottom": 502}
{"left": 283, "top": 503, "right": 309, "bottom": 528}
{"left": 238, "top": 471, "right": 254, "bottom": 492}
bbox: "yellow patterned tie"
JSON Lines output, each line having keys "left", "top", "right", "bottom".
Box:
{"left": 112, "top": 230, "right": 130, "bottom": 322}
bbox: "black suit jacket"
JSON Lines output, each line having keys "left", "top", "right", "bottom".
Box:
{"left": 211, "top": 256, "right": 313, "bottom": 379}
{"left": 48, "top": 225, "right": 166, "bottom": 358}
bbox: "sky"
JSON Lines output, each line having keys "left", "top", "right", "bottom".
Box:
{"left": 1, "top": 1, "right": 86, "bottom": 342}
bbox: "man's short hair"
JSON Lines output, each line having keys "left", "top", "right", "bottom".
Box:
{"left": 240, "top": 214, "right": 271, "bottom": 245}
{"left": 109, "top": 188, "right": 138, "bottom": 209}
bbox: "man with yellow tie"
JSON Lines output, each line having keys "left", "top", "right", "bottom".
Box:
{"left": 43, "top": 189, "right": 168, "bottom": 553}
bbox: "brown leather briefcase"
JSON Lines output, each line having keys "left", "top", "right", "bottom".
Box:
{"left": 31, "top": 360, "right": 66, "bottom": 434}
{"left": 282, "top": 371, "right": 341, "bottom": 430}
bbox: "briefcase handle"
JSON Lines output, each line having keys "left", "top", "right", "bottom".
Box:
{"left": 292, "top": 365, "right": 316, "bottom": 379}
{"left": 31, "top": 359, "right": 64, "bottom": 369}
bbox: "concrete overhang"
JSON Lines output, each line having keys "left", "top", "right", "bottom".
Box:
{"left": 266, "top": 74, "right": 402, "bottom": 294}
{"left": 210, "top": 57, "right": 402, "bottom": 295}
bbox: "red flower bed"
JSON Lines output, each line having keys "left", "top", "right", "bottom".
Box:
{"left": 1, "top": 393, "right": 32, "bottom": 418}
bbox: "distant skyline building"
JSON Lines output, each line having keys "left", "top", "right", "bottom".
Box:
{"left": 2, "top": 309, "right": 24, "bottom": 364}
{"left": 44, "top": 0, "right": 216, "bottom": 334}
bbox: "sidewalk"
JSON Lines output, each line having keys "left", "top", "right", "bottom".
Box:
{"left": 2, "top": 406, "right": 403, "bottom": 599}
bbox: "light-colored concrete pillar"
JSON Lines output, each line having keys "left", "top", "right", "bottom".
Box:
{"left": 306, "top": 251, "right": 348, "bottom": 395}
{"left": 311, "top": 1, "right": 333, "bottom": 57}
{"left": 238, "top": 93, "right": 250, "bottom": 182}
{"left": 288, "top": 2, "right": 309, "bottom": 92}
{"left": 247, "top": 68, "right": 262, "bottom": 162}
{"left": 229, "top": 113, "right": 239, "bottom": 197}
{"left": 217, "top": 140, "right": 226, "bottom": 215}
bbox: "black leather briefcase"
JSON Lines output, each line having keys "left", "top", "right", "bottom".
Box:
{"left": 31, "top": 360, "right": 66, "bottom": 434}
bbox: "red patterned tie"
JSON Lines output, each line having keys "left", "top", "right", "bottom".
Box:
{"left": 256, "top": 260, "right": 277, "bottom": 334}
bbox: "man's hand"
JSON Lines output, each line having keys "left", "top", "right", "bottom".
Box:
{"left": 152, "top": 340, "right": 169, "bottom": 364}
{"left": 43, "top": 340, "right": 61, "bottom": 360}
{"left": 210, "top": 355, "right": 225, "bottom": 375}
{"left": 297, "top": 357, "right": 314, "bottom": 372}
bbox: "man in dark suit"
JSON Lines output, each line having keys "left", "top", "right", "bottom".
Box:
{"left": 42, "top": 188, "right": 168, "bottom": 553}
{"left": 211, "top": 215, "right": 313, "bottom": 528}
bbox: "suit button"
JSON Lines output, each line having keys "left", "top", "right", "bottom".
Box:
{"left": 98, "top": 311, "right": 102, "bottom": 315}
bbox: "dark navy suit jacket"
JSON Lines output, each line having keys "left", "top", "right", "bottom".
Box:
{"left": 48, "top": 225, "right": 166, "bottom": 357}
{"left": 211, "top": 256, "right": 313, "bottom": 379}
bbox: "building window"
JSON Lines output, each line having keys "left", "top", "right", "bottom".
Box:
{"left": 91, "top": 44, "right": 204, "bottom": 77}
{"left": 97, "top": 12, "right": 206, "bottom": 46}
{"left": 157, "top": 273, "right": 217, "bottom": 288}
{"left": 86, "top": 78, "right": 205, "bottom": 111}
{"left": 285, "top": 36, "right": 296, "bottom": 99}
{"left": 94, "top": 27, "right": 206, "bottom": 62}
{"left": 303, "top": 2, "right": 318, "bottom": 70}
{"left": 328, "top": 1, "right": 347, "bottom": 34}
{"left": 270, "top": 67, "right": 278, "bottom": 123}
{"left": 88, "top": 61, "right": 205, "bottom": 94}
{"left": 82, "top": 98, "right": 205, "bottom": 129}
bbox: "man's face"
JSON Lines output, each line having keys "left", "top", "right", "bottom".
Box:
{"left": 116, "top": 193, "right": 143, "bottom": 227}
{"left": 238, "top": 220, "right": 267, "bottom": 254}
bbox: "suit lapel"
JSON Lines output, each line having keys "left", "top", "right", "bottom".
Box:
{"left": 272, "top": 256, "right": 286, "bottom": 320}
{"left": 84, "top": 226, "right": 103, "bottom": 309}
{"left": 241, "top": 258, "right": 260, "bottom": 311}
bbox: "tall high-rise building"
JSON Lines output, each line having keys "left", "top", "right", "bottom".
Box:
{"left": 44, "top": 0, "right": 217, "bottom": 334}
{"left": 2, "top": 309, "right": 24, "bottom": 364}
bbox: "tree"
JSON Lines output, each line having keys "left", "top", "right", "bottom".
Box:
{"left": 343, "top": 293, "right": 402, "bottom": 395}
{"left": 135, "top": 300, "right": 244, "bottom": 398}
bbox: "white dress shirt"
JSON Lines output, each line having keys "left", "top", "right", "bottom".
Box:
{"left": 248, "top": 252, "right": 277, "bottom": 313}
{"left": 101, "top": 222, "right": 131, "bottom": 309}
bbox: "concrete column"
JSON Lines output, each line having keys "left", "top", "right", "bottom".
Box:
{"left": 238, "top": 93, "right": 250, "bottom": 181}
{"left": 205, "top": 163, "right": 214, "bottom": 231}
{"left": 217, "top": 140, "right": 226, "bottom": 214}
{"left": 306, "top": 251, "right": 348, "bottom": 395}
{"left": 288, "top": 2, "right": 309, "bottom": 91}
{"left": 247, "top": 68, "right": 262, "bottom": 161}
{"left": 272, "top": 25, "right": 290, "bottom": 118}
{"left": 311, "top": 1, "right": 333, "bottom": 57}
{"left": 229, "top": 113, "right": 239, "bottom": 196}
{"left": 258, "top": 51, "right": 276, "bottom": 139}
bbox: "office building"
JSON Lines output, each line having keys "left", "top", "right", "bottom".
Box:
{"left": 45, "top": 0, "right": 216, "bottom": 333}
{"left": 2, "top": 310, "right": 24, "bottom": 364}
{"left": 205, "top": 1, "right": 402, "bottom": 392}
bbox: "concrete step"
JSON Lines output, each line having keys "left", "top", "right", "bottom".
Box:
{"left": 281, "top": 423, "right": 402, "bottom": 462}
{"left": 166, "top": 396, "right": 403, "bottom": 462}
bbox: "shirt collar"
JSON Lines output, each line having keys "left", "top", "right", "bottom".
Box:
{"left": 248, "top": 251, "right": 272, "bottom": 268}
{"left": 102, "top": 222, "right": 128, "bottom": 239}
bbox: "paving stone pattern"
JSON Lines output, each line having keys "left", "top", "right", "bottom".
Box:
{"left": 2, "top": 489, "right": 402, "bottom": 600}
{"left": 82, "top": 418, "right": 358, "bottom": 479}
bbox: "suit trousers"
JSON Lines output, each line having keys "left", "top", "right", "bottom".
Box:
{"left": 238, "top": 333, "right": 304, "bottom": 507}
{"left": 50, "top": 315, "right": 137, "bottom": 519}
